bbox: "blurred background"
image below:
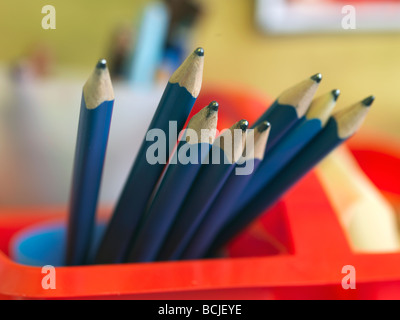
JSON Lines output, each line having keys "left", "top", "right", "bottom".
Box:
{"left": 0, "top": 0, "right": 399, "bottom": 207}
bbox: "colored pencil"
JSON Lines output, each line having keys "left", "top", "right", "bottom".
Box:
{"left": 127, "top": 1, "right": 169, "bottom": 86}
{"left": 235, "top": 89, "right": 340, "bottom": 213}
{"left": 66, "top": 59, "right": 115, "bottom": 266}
{"left": 316, "top": 146, "right": 400, "bottom": 252}
{"left": 125, "top": 101, "right": 219, "bottom": 262}
{"left": 252, "top": 73, "right": 322, "bottom": 153}
{"left": 180, "top": 121, "right": 271, "bottom": 260}
{"left": 208, "top": 96, "right": 375, "bottom": 256}
{"left": 157, "top": 119, "right": 249, "bottom": 261}
{"left": 95, "top": 48, "right": 204, "bottom": 264}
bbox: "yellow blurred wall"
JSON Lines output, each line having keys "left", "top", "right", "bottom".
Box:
{"left": 192, "top": 0, "right": 400, "bottom": 139}
{"left": 0, "top": 0, "right": 150, "bottom": 72}
{"left": 1, "top": 0, "right": 399, "bottom": 138}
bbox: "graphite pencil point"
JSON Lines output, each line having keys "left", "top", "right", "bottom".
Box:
{"left": 96, "top": 59, "right": 107, "bottom": 69}
{"left": 311, "top": 73, "right": 323, "bottom": 83}
{"left": 195, "top": 47, "right": 204, "bottom": 56}
{"left": 362, "top": 95, "right": 375, "bottom": 107}
{"left": 332, "top": 89, "right": 341, "bottom": 101}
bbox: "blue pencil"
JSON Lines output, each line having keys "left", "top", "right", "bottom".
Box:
{"left": 127, "top": 1, "right": 169, "bottom": 86}
{"left": 125, "top": 101, "right": 219, "bottom": 262}
{"left": 180, "top": 121, "right": 271, "bottom": 260}
{"left": 94, "top": 48, "right": 204, "bottom": 264}
{"left": 157, "top": 119, "right": 249, "bottom": 261}
{"left": 235, "top": 89, "right": 340, "bottom": 214}
{"left": 66, "top": 60, "right": 115, "bottom": 266}
{"left": 208, "top": 96, "right": 375, "bottom": 256}
{"left": 252, "top": 73, "right": 322, "bottom": 154}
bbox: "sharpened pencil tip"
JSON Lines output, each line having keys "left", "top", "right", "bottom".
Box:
{"left": 207, "top": 101, "right": 219, "bottom": 112}
{"left": 361, "top": 95, "right": 375, "bottom": 107}
{"left": 257, "top": 121, "right": 271, "bottom": 133}
{"left": 310, "top": 73, "right": 322, "bottom": 83}
{"left": 332, "top": 89, "right": 341, "bottom": 101}
{"left": 239, "top": 119, "right": 249, "bottom": 131}
{"left": 96, "top": 59, "right": 107, "bottom": 69}
{"left": 194, "top": 47, "right": 204, "bottom": 56}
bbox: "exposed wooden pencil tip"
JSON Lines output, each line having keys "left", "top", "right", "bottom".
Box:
{"left": 311, "top": 73, "right": 322, "bottom": 83}
{"left": 96, "top": 59, "right": 107, "bottom": 69}
{"left": 169, "top": 47, "right": 204, "bottom": 98}
{"left": 83, "top": 59, "right": 114, "bottom": 109}
{"left": 239, "top": 119, "right": 249, "bottom": 131}
{"left": 194, "top": 47, "right": 204, "bottom": 56}
{"left": 362, "top": 95, "right": 375, "bottom": 107}
{"left": 257, "top": 121, "right": 271, "bottom": 133}
{"left": 332, "top": 89, "right": 341, "bottom": 101}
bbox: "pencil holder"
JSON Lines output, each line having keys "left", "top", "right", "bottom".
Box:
{"left": 0, "top": 137, "right": 399, "bottom": 300}
{"left": 1, "top": 84, "right": 399, "bottom": 299}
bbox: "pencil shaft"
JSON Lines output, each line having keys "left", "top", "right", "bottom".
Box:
{"left": 252, "top": 102, "right": 298, "bottom": 153}
{"left": 181, "top": 158, "right": 261, "bottom": 260}
{"left": 251, "top": 74, "right": 321, "bottom": 154}
{"left": 157, "top": 147, "right": 236, "bottom": 261}
{"left": 66, "top": 96, "right": 114, "bottom": 265}
{"left": 208, "top": 118, "right": 345, "bottom": 255}
{"left": 95, "top": 82, "right": 196, "bottom": 263}
{"left": 236, "top": 118, "right": 322, "bottom": 212}
{"left": 126, "top": 142, "right": 211, "bottom": 262}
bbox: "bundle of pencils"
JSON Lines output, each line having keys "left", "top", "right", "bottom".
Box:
{"left": 66, "top": 47, "right": 374, "bottom": 266}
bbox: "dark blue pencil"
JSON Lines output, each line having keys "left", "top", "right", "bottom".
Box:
{"left": 180, "top": 121, "right": 271, "bottom": 260}
{"left": 235, "top": 89, "right": 340, "bottom": 213}
{"left": 66, "top": 59, "right": 115, "bottom": 266}
{"left": 94, "top": 48, "right": 204, "bottom": 264}
{"left": 125, "top": 101, "right": 219, "bottom": 262}
{"left": 157, "top": 119, "right": 249, "bottom": 261}
{"left": 252, "top": 73, "right": 322, "bottom": 154}
{"left": 208, "top": 96, "right": 375, "bottom": 256}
